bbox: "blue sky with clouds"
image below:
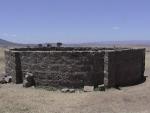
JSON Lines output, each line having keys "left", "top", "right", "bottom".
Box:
{"left": 0, "top": 0, "right": 150, "bottom": 44}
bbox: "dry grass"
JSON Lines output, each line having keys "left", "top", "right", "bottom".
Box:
{"left": 0, "top": 48, "right": 5, "bottom": 73}
{"left": 0, "top": 48, "right": 150, "bottom": 113}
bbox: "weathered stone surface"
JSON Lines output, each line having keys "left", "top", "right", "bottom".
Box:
{"left": 84, "top": 86, "right": 94, "bottom": 92}
{"left": 5, "top": 51, "right": 23, "bottom": 83}
{"left": 7, "top": 49, "right": 104, "bottom": 88}
{"left": 104, "top": 49, "right": 145, "bottom": 87}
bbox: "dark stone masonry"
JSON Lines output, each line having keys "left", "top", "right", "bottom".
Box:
{"left": 5, "top": 47, "right": 145, "bottom": 88}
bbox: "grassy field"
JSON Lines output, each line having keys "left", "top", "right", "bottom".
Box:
{"left": 0, "top": 48, "right": 150, "bottom": 113}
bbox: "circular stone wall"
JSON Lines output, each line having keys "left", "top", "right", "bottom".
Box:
{"left": 5, "top": 47, "right": 145, "bottom": 88}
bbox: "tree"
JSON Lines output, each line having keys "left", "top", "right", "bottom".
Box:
{"left": 56, "top": 42, "right": 62, "bottom": 47}
{"left": 47, "top": 43, "right": 52, "bottom": 48}
{"left": 38, "top": 44, "right": 43, "bottom": 48}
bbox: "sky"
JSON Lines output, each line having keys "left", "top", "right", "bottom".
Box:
{"left": 0, "top": 0, "right": 150, "bottom": 44}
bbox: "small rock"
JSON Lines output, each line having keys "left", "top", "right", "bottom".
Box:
{"left": 23, "top": 80, "right": 32, "bottom": 88}
{"left": 0, "top": 73, "right": 7, "bottom": 84}
{"left": 31, "top": 86, "right": 35, "bottom": 88}
{"left": 26, "top": 72, "right": 33, "bottom": 77}
{"left": 98, "top": 84, "right": 105, "bottom": 91}
{"left": 23, "top": 79, "right": 28, "bottom": 87}
{"left": 4, "top": 76, "right": 12, "bottom": 83}
{"left": 26, "top": 75, "right": 34, "bottom": 83}
{"left": 0, "top": 78, "right": 7, "bottom": 84}
{"left": 23, "top": 72, "right": 35, "bottom": 88}
{"left": 69, "top": 89, "right": 75, "bottom": 93}
{"left": 84, "top": 86, "right": 94, "bottom": 92}
{"left": 61, "top": 88, "right": 69, "bottom": 93}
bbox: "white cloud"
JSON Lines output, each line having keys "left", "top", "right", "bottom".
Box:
{"left": 0, "top": 33, "right": 17, "bottom": 37}
{"left": 112, "top": 26, "right": 120, "bottom": 30}
{"left": 11, "top": 34, "right": 17, "bottom": 37}
{"left": 1, "top": 33, "right": 9, "bottom": 37}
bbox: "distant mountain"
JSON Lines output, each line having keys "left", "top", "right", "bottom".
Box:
{"left": 0, "top": 38, "right": 33, "bottom": 48}
{"left": 0, "top": 38, "right": 21, "bottom": 47}
{"left": 1, "top": 38, "right": 150, "bottom": 48}
{"left": 72, "top": 40, "right": 150, "bottom": 47}
{"left": 0, "top": 38, "right": 14, "bottom": 44}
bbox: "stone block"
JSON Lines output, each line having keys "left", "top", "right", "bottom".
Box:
{"left": 84, "top": 86, "right": 94, "bottom": 92}
{"left": 98, "top": 84, "right": 105, "bottom": 91}
{"left": 69, "top": 89, "right": 75, "bottom": 93}
{"left": 61, "top": 88, "right": 69, "bottom": 93}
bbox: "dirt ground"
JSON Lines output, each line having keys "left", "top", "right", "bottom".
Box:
{"left": 0, "top": 47, "right": 150, "bottom": 113}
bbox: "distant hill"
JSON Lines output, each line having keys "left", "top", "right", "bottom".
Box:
{"left": 1, "top": 38, "right": 150, "bottom": 48}
{"left": 0, "top": 38, "right": 14, "bottom": 45}
{"left": 0, "top": 38, "right": 23, "bottom": 47}
{"left": 72, "top": 40, "right": 150, "bottom": 47}
{"left": 64, "top": 40, "right": 150, "bottom": 48}
{"left": 0, "top": 39, "right": 35, "bottom": 48}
